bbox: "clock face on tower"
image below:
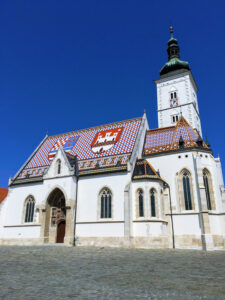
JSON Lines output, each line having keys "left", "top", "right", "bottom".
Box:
{"left": 170, "top": 97, "right": 178, "bottom": 108}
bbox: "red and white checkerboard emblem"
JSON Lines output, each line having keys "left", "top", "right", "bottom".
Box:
{"left": 91, "top": 127, "right": 123, "bottom": 153}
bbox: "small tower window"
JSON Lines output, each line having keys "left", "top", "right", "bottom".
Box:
{"left": 57, "top": 159, "right": 61, "bottom": 175}
{"left": 170, "top": 91, "right": 177, "bottom": 99}
{"left": 172, "top": 115, "right": 179, "bottom": 123}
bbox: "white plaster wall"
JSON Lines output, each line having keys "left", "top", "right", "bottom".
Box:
{"left": 131, "top": 181, "right": 163, "bottom": 220}
{"left": 3, "top": 226, "right": 40, "bottom": 239}
{"left": 209, "top": 215, "right": 225, "bottom": 235}
{"left": 76, "top": 223, "right": 124, "bottom": 237}
{"left": 131, "top": 181, "right": 166, "bottom": 237}
{"left": 146, "top": 152, "right": 199, "bottom": 211}
{"left": 0, "top": 175, "right": 76, "bottom": 239}
{"left": 76, "top": 172, "right": 130, "bottom": 237}
{"left": 173, "top": 215, "right": 201, "bottom": 235}
{"left": 133, "top": 222, "right": 167, "bottom": 236}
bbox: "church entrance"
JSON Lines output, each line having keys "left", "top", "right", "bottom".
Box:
{"left": 44, "top": 188, "right": 67, "bottom": 244}
{"left": 56, "top": 220, "right": 66, "bottom": 243}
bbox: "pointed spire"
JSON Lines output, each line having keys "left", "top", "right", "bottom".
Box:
{"left": 170, "top": 26, "right": 174, "bottom": 39}
{"left": 160, "top": 27, "right": 190, "bottom": 76}
{"left": 167, "top": 26, "right": 180, "bottom": 60}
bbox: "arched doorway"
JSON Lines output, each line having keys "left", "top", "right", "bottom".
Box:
{"left": 44, "top": 188, "right": 66, "bottom": 243}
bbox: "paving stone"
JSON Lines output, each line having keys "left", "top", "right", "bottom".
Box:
{"left": 0, "top": 246, "right": 224, "bottom": 299}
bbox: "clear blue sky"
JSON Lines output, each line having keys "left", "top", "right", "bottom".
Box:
{"left": 1, "top": 0, "right": 225, "bottom": 188}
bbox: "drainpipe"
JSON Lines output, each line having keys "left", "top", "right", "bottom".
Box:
{"left": 164, "top": 182, "right": 175, "bottom": 249}
{"left": 192, "top": 152, "right": 206, "bottom": 251}
{"left": 73, "top": 157, "right": 79, "bottom": 246}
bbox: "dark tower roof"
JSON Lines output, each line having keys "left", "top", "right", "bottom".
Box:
{"left": 160, "top": 27, "right": 190, "bottom": 76}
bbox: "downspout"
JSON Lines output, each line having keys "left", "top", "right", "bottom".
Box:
{"left": 164, "top": 182, "right": 175, "bottom": 249}
{"left": 192, "top": 152, "right": 206, "bottom": 251}
{"left": 73, "top": 157, "right": 79, "bottom": 246}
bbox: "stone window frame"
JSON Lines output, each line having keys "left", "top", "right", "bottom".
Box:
{"left": 202, "top": 168, "right": 216, "bottom": 210}
{"left": 98, "top": 186, "right": 113, "bottom": 220}
{"left": 135, "top": 188, "right": 145, "bottom": 219}
{"left": 22, "top": 195, "right": 36, "bottom": 224}
{"left": 177, "top": 168, "right": 195, "bottom": 211}
{"left": 149, "top": 188, "right": 158, "bottom": 218}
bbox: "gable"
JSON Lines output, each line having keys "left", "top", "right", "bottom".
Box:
{"left": 14, "top": 117, "right": 142, "bottom": 181}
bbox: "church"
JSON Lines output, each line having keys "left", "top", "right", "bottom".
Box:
{"left": 0, "top": 28, "right": 224, "bottom": 250}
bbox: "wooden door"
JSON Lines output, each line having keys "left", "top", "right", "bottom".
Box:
{"left": 56, "top": 220, "right": 66, "bottom": 243}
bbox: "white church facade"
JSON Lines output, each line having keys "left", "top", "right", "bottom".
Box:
{"left": 0, "top": 28, "right": 225, "bottom": 250}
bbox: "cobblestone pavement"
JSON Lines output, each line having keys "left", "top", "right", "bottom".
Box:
{"left": 0, "top": 246, "right": 224, "bottom": 300}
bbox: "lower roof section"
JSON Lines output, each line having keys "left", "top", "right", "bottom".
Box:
{"left": 143, "top": 117, "right": 210, "bottom": 156}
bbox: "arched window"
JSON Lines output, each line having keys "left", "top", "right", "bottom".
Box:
{"left": 138, "top": 189, "right": 144, "bottom": 217}
{"left": 182, "top": 171, "right": 192, "bottom": 210}
{"left": 100, "top": 188, "right": 112, "bottom": 218}
{"left": 57, "top": 159, "right": 61, "bottom": 175}
{"left": 150, "top": 189, "right": 156, "bottom": 217}
{"left": 203, "top": 169, "right": 213, "bottom": 210}
{"left": 24, "top": 196, "right": 35, "bottom": 223}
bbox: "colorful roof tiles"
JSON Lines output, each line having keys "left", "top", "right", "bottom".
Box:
{"left": 0, "top": 188, "right": 8, "bottom": 204}
{"left": 15, "top": 117, "right": 142, "bottom": 181}
{"left": 132, "top": 159, "right": 164, "bottom": 181}
{"left": 144, "top": 117, "right": 209, "bottom": 155}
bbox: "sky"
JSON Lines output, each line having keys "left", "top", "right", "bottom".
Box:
{"left": 0, "top": 0, "right": 225, "bottom": 188}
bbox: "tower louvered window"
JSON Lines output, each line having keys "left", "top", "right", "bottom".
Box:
{"left": 100, "top": 188, "right": 112, "bottom": 218}
{"left": 25, "top": 197, "right": 35, "bottom": 223}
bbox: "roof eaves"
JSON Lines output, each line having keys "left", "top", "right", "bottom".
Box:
{"left": 12, "top": 134, "right": 49, "bottom": 183}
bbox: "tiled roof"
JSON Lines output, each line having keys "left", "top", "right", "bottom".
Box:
{"left": 132, "top": 159, "right": 164, "bottom": 181}
{"left": 15, "top": 117, "right": 142, "bottom": 180}
{"left": 0, "top": 188, "right": 8, "bottom": 204}
{"left": 144, "top": 117, "right": 208, "bottom": 156}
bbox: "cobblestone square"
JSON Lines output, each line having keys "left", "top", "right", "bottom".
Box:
{"left": 0, "top": 246, "right": 224, "bottom": 299}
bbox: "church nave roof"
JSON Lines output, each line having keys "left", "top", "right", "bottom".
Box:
{"left": 13, "top": 117, "right": 143, "bottom": 183}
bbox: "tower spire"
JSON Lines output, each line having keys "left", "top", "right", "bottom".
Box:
{"left": 159, "top": 27, "right": 190, "bottom": 76}
{"left": 170, "top": 26, "right": 174, "bottom": 39}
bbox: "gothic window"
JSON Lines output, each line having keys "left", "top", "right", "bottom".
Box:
{"left": 150, "top": 189, "right": 156, "bottom": 217}
{"left": 203, "top": 169, "right": 214, "bottom": 210}
{"left": 178, "top": 169, "right": 195, "bottom": 211}
{"left": 57, "top": 159, "right": 61, "bottom": 175}
{"left": 138, "top": 189, "right": 144, "bottom": 217}
{"left": 100, "top": 188, "right": 112, "bottom": 218}
{"left": 182, "top": 171, "right": 192, "bottom": 210}
{"left": 24, "top": 196, "right": 35, "bottom": 223}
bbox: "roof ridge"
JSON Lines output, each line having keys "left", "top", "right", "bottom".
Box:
{"left": 146, "top": 126, "right": 175, "bottom": 133}
{"left": 48, "top": 116, "right": 143, "bottom": 138}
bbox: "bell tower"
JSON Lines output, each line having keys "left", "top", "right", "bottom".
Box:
{"left": 155, "top": 27, "right": 202, "bottom": 136}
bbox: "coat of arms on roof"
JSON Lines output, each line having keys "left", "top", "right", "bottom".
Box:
{"left": 91, "top": 127, "right": 123, "bottom": 153}
{"left": 48, "top": 136, "right": 79, "bottom": 161}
